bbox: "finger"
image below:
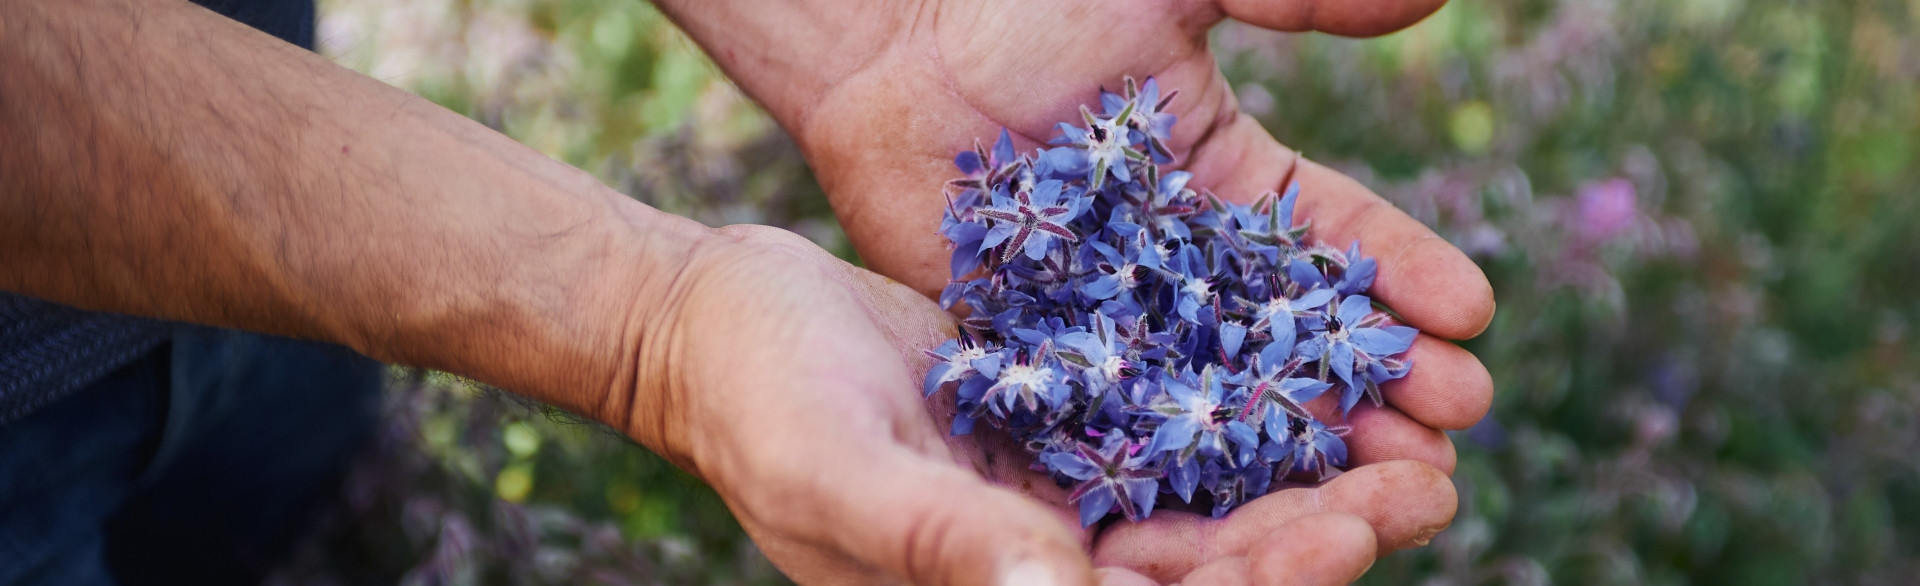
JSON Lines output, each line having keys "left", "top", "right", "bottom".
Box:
{"left": 1214, "top": 0, "right": 1449, "bottom": 37}
{"left": 1344, "top": 401, "right": 1458, "bottom": 475}
{"left": 1381, "top": 334, "right": 1494, "bottom": 430}
{"left": 1183, "top": 115, "right": 1496, "bottom": 340}
{"left": 1092, "top": 460, "right": 1455, "bottom": 581}
{"left": 1097, "top": 567, "right": 1164, "bottom": 586}
{"left": 1294, "top": 159, "right": 1496, "bottom": 339}
{"left": 1247, "top": 512, "right": 1377, "bottom": 585}
{"left": 766, "top": 444, "right": 1096, "bottom": 585}
{"left": 1298, "top": 390, "right": 1456, "bottom": 476}
{"left": 1179, "top": 557, "right": 1253, "bottom": 586}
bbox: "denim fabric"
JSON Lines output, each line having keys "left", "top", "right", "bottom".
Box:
{"left": 0, "top": 2, "right": 384, "bottom": 583}
{"left": 0, "top": 0, "right": 318, "bottom": 426}
{"left": 0, "top": 328, "right": 382, "bottom": 585}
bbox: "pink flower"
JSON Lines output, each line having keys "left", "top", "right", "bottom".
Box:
{"left": 1575, "top": 178, "right": 1637, "bottom": 242}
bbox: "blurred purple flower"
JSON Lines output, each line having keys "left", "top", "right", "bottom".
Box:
{"left": 1574, "top": 178, "right": 1636, "bottom": 243}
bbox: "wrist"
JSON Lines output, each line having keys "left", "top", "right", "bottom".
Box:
{"left": 650, "top": 0, "right": 906, "bottom": 145}
{"left": 602, "top": 223, "right": 868, "bottom": 479}
{"left": 513, "top": 196, "right": 721, "bottom": 454}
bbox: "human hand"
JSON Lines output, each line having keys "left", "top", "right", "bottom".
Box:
{"left": 656, "top": 0, "right": 1494, "bottom": 581}
{"left": 615, "top": 224, "right": 1098, "bottom": 584}
{"left": 615, "top": 224, "right": 1412, "bottom": 585}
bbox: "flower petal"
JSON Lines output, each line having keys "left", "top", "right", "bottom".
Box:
{"left": 950, "top": 414, "right": 977, "bottom": 436}
{"left": 1317, "top": 432, "right": 1348, "bottom": 467}
{"left": 955, "top": 150, "right": 984, "bottom": 176}
{"left": 923, "top": 363, "right": 956, "bottom": 396}
{"left": 1289, "top": 259, "right": 1327, "bottom": 290}
{"left": 1077, "top": 484, "right": 1117, "bottom": 527}
{"left": 1330, "top": 340, "right": 1356, "bottom": 390}
{"left": 1279, "top": 378, "right": 1332, "bottom": 405}
{"left": 1294, "top": 288, "right": 1336, "bottom": 311}
{"left": 992, "top": 128, "right": 1016, "bottom": 165}
{"left": 1047, "top": 451, "right": 1103, "bottom": 480}
{"left": 1351, "top": 327, "right": 1414, "bottom": 357}
{"left": 1340, "top": 257, "right": 1377, "bottom": 295}
{"left": 1169, "top": 457, "right": 1200, "bottom": 503}
{"left": 1149, "top": 416, "right": 1200, "bottom": 453}
{"left": 1122, "top": 476, "right": 1159, "bottom": 521}
{"left": 1338, "top": 295, "right": 1374, "bottom": 326}
{"left": 1220, "top": 321, "right": 1248, "bottom": 359}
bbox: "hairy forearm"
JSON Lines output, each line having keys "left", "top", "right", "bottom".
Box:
{"left": 0, "top": 0, "right": 708, "bottom": 424}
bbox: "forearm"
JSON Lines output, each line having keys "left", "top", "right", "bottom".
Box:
{"left": 0, "top": 0, "right": 708, "bottom": 425}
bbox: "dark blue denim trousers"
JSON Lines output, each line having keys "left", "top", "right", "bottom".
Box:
{"left": 0, "top": 329, "right": 382, "bottom": 585}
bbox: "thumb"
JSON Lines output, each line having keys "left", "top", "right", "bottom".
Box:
{"left": 1214, "top": 0, "right": 1449, "bottom": 37}
{"left": 821, "top": 446, "right": 1094, "bottom": 585}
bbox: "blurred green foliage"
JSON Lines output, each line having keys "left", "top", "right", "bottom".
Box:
{"left": 293, "top": 0, "right": 1920, "bottom": 583}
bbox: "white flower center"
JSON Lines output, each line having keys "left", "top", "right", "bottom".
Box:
{"left": 1183, "top": 278, "right": 1212, "bottom": 302}
{"left": 999, "top": 364, "right": 1053, "bottom": 389}
{"left": 950, "top": 346, "right": 987, "bottom": 367}
{"left": 1265, "top": 297, "right": 1292, "bottom": 318}
{"left": 1115, "top": 263, "right": 1140, "bottom": 289}
{"left": 1086, "top": 120, "right": 1128, "bottom": 164}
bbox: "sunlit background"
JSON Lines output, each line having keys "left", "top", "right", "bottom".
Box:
{"left": 271, "top": 0, "right": 1920, "bottom": 583}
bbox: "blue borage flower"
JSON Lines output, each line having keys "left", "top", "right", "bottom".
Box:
{"left": 929, "top": 76, "right": 1420, "bottom": 526}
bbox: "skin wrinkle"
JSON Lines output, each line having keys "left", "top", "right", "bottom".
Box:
{"left": 1300, "top": 0, "right": 1320, "bottom": 31}
{"left": 634, "top": 234, "right": 739, "bottom": 476}
{"left": 660, "top": 0, "right": 905, "bottom": 140}
{"left": 898, "top": 483, "right": 947, "bottom": 584}
{"left": 1383, "top": 234, "right": 1443, "bottom": 284}
{"left": 1178, "top": 74, "right": 1248, "bottom": 175}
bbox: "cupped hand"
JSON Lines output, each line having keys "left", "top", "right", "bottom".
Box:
{"left": 655, "top": 0, "right": 1496, "bottom": 581}
{"left": 620, "top": 224, "right": 1087, "bottom": 584}
{"left": 624, "top": 225, "right": 1406, "bottom": 585}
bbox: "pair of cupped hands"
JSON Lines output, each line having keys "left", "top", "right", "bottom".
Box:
{"left": 619, "top": 0, "right": 1493, "bottom": 583}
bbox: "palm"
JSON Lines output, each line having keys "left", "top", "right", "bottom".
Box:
{"left": 803, "top": 2, "right": 1252, "bottom": 297}
{"left": 659, "top": 0, "right": 1491, "bottom": 580}
{"left": 810, "top": 5, "right": 1229, "bottom": 546}
{"left": 788, "top": 0, "right": 1487, "bottom": 576}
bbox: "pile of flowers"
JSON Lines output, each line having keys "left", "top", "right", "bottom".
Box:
{"left": 924, "top": 77, "right": 1419, "bottom": 526}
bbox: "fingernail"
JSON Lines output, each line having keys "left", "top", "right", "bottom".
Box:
{"left": 1001, "top": 558, "right": 1062, "bottom": 586}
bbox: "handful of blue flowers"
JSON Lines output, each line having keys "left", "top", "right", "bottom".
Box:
{"left": 925, "top": 78, "right": 1419, "bottom": 527}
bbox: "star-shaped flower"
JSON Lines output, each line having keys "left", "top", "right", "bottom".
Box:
{"left": 1289, "top": 240, "right": 1378, "bottom": 297}
{"left": 949, "top": 127, "right": 1022, "bottom": 194}
{"left": 1103, "top": 76, "right": 1179, "bottom": 164}
{"left": 1204, "top": 460, "right": 1274, "bottom": 518}
{"left": 1259, "top": 411, "right": 1350, "bottom": 482}
{"left": 1081, "top": 223, "right": 1162, "bottom": 315}
{"left": 1293, "top": 294, "right": 1418, "bottom": 413}
{"left": 976, "top": 180, "right": 1083, "bottom": 263}
{"left": 1229, "top": 352, "right": 1332, "bottom": 422}
{"left": 1050, "top": 103, "right": 1148, "bottom": 190}
{"left": 1235, "top": 280, "right": 1337, "bottom": 367}
{"left": 922, "top": 329, "right": 990, "bottom": 396}
{"left": 1232, "top": 181, "right": 1313, "bottom": 265}
{"left": 971, "top": 341, "right": 1071, "bottom": 415}
{"left": 1056, "top": 312, "right": 1136, "bottom": 403}
{"left": 1147, "top": 367, "right": 1257, "bottom": 462}
{"left": 1047, "top": 435, "right": 1160, "bottom": 526}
